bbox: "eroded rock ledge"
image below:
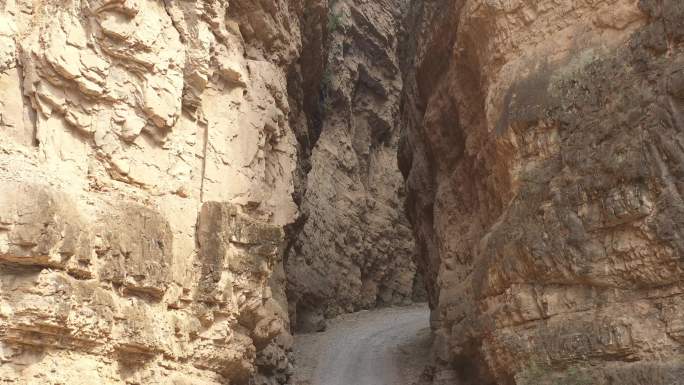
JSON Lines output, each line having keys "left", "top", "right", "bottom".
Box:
{"left": 1, "top": 187, "right": 288, "bottom": 384}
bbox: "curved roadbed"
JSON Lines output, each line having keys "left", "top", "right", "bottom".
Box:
{"left": 293, "top": 304, "right": 431, "bottom": 385}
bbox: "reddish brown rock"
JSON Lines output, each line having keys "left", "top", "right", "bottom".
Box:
{"left": 400, "top": 0, "right": 684, "bottom": 383}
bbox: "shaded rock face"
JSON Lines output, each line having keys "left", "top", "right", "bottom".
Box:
{"left": 285, "top": 0, "right": 418, "bottom": 332}
{"left": 400, "top": 0, "right": 684, "bottom": 384}
{"left": 0, "top": 0, "right": 328, "bottom": 384}
{"left": 7, "top": 0, "right": 682, "bottom": 384}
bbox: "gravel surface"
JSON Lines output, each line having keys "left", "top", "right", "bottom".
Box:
{"left": 293, "top": 304, "right": 431, "bottom": 385}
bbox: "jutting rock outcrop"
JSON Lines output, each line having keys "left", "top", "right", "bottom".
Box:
{"left": 400, "top": 0, "right": 684, "bottom": 384}
{"left": 0, "top": 0, "right": 327, "bottom": 384}
{"left": 285, "top": 0, "right": 418, "bottom": 332}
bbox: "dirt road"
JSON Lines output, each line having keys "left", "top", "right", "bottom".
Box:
{"left": 293, "top": 304, "right": 431, "bottom": 385}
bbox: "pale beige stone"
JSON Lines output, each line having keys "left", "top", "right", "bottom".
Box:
{"left": 0, "top": 1, "right": 324, "bottom": 384}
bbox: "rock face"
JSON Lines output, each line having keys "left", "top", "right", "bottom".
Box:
{"left": 0, "top": 0, "right": 327, "bottom": 383}
{"left": 400, "top": 0, "right": 684, "bottom": 384}
{"left": 285, "top": 0, "right": 417, "bottom": 332}
{"left": 7, "top": 0, "right": 681, "bottom": 383}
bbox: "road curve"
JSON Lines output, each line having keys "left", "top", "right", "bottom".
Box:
{"left": 293, "top": 304, "right": 431, "bottom": 385}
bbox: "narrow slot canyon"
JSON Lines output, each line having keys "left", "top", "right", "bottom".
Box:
{"left": 0, "top": 0, "right": 683, "bottom": 385}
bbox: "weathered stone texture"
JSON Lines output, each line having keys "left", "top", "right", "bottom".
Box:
{"left": 0, "top": 0, "right": 327, "bottom": 383}
{"left": 400, "top": 0, "right": 684, "bottom": 383}
{"left": 6, "top": 0, "right": 679, "bottom": 382}
{"left": 285, "top": 0, "right": 418, "bottom": 332}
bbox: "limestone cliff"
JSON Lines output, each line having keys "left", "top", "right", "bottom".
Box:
{"left": 400, "top": 0, "right": 684, "bottom": 384}
{"left": 285, "top": 0, "right": 417, "bottom": 332}
{"left": 0, "top": 0, "right": 327, "bottom": 384}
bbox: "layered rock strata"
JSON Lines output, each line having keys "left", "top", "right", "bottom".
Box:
{"left": 285, "top": 0, "right": 417, "bottom": 332}
{"left": 400, "top": 0, "right": 684, "bottom": 384}
{"left": 0, "top": 0, "right": 327, "bottom": 384}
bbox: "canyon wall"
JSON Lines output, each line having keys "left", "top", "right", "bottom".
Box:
{"left": 286, "top": 0, "right": 417, "bottom": 332}
{"left": 6, "top": 0, "right": 681, "bottom": 383}
{"left": 0, "top": 0, "right": 327, "bottom": 384}
{"left": 400, "top": 0, "right": 684, "bottom": 384}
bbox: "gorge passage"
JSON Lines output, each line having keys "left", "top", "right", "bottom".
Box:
{"left": 0, "top": 0, "right": 683, "bottom": 385}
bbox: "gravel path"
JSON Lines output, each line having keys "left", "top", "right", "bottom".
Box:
{"left": 293, "top": 304, "right": 431, "bottom": 385}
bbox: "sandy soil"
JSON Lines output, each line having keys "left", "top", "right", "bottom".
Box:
{"left": 292, "top": 304, "right": 432, "bottom": 385}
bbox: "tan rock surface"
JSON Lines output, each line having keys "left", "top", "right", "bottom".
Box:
{"left": 0, "top": 0, "right": 327, "bottom": 384}
{"left": 5, "top": 0, "right": 682, "bottom": 383}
